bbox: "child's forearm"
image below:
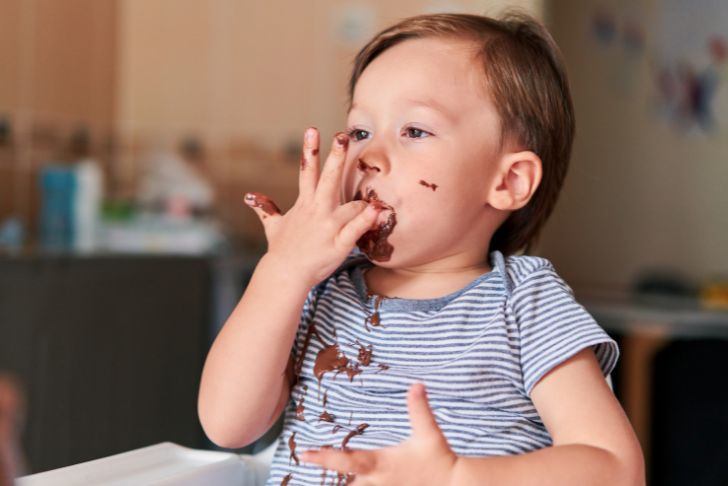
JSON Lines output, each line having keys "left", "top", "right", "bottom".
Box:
{"left": 450, "top": 444, "right": 644, "bottom": 486}
{"left": 198, "top": 254, "right": 312, "bottom": 448}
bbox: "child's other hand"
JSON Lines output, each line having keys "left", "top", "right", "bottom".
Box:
{"left": 245, "top": 128, "right": 381, "bottom": 286}
{"left": 301, "top": 384, "right": 458, "bottom": 486}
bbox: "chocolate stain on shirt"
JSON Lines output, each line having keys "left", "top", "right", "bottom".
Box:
{"left": 319, "top": 390, "right": 336, "bottom": 422}
{"left": 280, "top": 473, "right": 292, "bottom": 486}
{"left": 290, "top": 322, "right": 325, "bottom": 389}
{"left": 314, "top": 344, "right": 363, "bottom": 386}
{"left": 341, "top": 423, "right": 369, "bottom": 450}
{"left": 355, "top": 341, "right": 373, "bottom": 366}
{"left": 364, "top": 293, "right": 385, "bottom": 332}
{"left": 295, "top": 385, "right": 307, "bottom": 421}
{"left": 319, "top": 410, "right": 336, "bottom": 423}
{"left": 288, "top": 432, "right": 299, "bottom": 466}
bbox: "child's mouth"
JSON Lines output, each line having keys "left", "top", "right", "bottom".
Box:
{"left": 353, "top": 188, "right": 397, "bottom": 261}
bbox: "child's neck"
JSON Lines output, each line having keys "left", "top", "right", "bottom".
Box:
{"left": 364, "top": 258, "right": 492, "bottom": 300}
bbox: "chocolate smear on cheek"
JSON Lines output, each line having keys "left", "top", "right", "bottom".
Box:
{"left": 244, "top": 192, "right": 281, "bottom": 216}
{"left": 419, "top": 179, "right": 438, "bottom": 191}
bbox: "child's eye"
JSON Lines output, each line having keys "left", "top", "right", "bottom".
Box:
{"left": 403, "top": 127, "right": 431, "bottom": 139}
{"left": 346, "top": 128, "right": 370, "bottom": 142}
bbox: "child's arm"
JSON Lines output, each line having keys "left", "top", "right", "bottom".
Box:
{"left": 302, "top": 349, "right": 645, "bottom": 486}
{"left": 197, "top": 129, "right": 380, "bottom": 448}
{"left": 449, "top": 348, "right": 645, "bottom": 485}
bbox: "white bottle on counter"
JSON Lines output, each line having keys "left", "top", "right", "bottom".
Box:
{"left": 74, "top": 158, "right": 104, "bottom": 253}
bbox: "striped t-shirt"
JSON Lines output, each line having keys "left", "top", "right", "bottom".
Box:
{"left": 266, "top": 250, "right": 618, "bottom": 485}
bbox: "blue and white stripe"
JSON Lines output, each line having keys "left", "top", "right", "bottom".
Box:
{"left": 266, "top": 251, "right": 618, "bottom": 485}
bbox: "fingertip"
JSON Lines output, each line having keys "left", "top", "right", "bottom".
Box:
{"left": 366, "top": 203, "right": 384, "bottom": 216}
{"left": 408, "top": 383, "right": 428, "bottom": 410}
{"left": 243, "top": 192, "right": 281, "bottom": 216}
{"left": 409, "top": 382, "right": 427, "bottom": 401}
{"left": 334, "top": 132, "right": 350, "bottom": 151}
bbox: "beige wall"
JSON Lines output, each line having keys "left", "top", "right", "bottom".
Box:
{"left": 114, "top": 0, "right": 543, "bottom": 242}
{"left": 115, "top": 0, "right": 543, "bottom": 145}
{"left": 539, "top": 0, "right": 728, "bottom": 290}
{"left": 0, "top": 0, "right": 118, "bottom": 233}
{"left": 1, "top": 0, "right": 545, "bottom": 244}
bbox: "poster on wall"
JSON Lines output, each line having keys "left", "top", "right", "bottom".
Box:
{"left": 589, "top": 0, "right": 728, "bottom": 135}
{"left": 652, "top": 0, "right": 728, "bottom": 133}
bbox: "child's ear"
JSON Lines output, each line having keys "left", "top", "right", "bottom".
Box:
{"left": 486, "top": 150, "right": 542, "bottom": 211}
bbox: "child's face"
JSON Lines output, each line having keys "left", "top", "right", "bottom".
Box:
{"left": 343, "top": 37, "right": 506, "bottom": 268}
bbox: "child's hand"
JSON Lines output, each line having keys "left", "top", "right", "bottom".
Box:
{"left": 301, "top": 384, "right": 458, "bottom": 486}
{"left": 245, "top": 128, "right": 381, "bottom": 286}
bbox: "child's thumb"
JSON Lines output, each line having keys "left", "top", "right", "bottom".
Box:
{"left": 407, "top": 383, "right": 445, "bottom": 443}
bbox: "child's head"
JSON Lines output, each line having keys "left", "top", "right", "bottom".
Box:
{"left": 342, "top": 12, "right": 574, "bottom": 266}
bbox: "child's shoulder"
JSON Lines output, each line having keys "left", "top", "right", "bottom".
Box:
{"left": 498, "top": 252, "right": 568, "bottom": 298}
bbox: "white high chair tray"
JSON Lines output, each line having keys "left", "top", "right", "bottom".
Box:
{"left": 16, "top": 442, "right": 262, "bottom": 486}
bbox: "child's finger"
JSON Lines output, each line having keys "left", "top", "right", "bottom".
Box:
{"left": 298, "top": 127, "right": 320, "bottom": 202}
{"left": 301, "top": 448, "right": 377, "bottom": 475}
{"left": 244, "top": 192, "right": 282, "bottom": 229}
{"left": 407, "top": 383, "right": 444, "bottom": 443}
{"left": 336, "top": 204, "right": 381, "bottom": 249}
{"left": 315, "top": 132, "right": 349, "bottom": 209}
{"left": 332, "top": 200, "right": 369, "bottom": 226}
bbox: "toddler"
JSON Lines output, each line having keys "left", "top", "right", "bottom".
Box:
{"left": 199, "top": 12, "right": 644, "bottom": 486}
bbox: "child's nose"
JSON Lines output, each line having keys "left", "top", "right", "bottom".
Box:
{"left": 357, "top": 159, "right": 381, "bottom": 173}
{"left": 355, "top": 148, "right": 389, "bottom": 175}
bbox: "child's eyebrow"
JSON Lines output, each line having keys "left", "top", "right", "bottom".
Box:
{"left": 348, "top": 98, "right": 456, "bottom": 123}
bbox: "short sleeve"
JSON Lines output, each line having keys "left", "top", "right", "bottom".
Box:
{"left": 289, "top": 284, "right": 321, "bottom": 360}
{"left": 510, "top": 264, "right": 619, "bottom": 395}
{"left": 285, "top": 284, "right": 322, "bottom": 388}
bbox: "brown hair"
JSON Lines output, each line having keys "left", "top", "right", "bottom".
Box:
{"left": 347, "top": 12, "right": 575, "bottom": 256}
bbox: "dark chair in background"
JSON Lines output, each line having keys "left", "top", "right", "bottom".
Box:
{"left": 650, "top": 339, "right": 728, "bottom": 486}
{"left": 0, "top": 255, "right": 213, "bottom": 473}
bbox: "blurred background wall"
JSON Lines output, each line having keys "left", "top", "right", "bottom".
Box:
{"left": 543, "top": 0, "right": 728, "bottom": 292}
{"left": 0, "top": 0, "right": 542, "bottom": 251}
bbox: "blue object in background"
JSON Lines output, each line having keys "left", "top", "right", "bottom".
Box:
{"left": 39, "top": 165, "right": 76, "bottom": 252}
{"left": 0, "top": 217, "right": 24, "bottom": 254}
